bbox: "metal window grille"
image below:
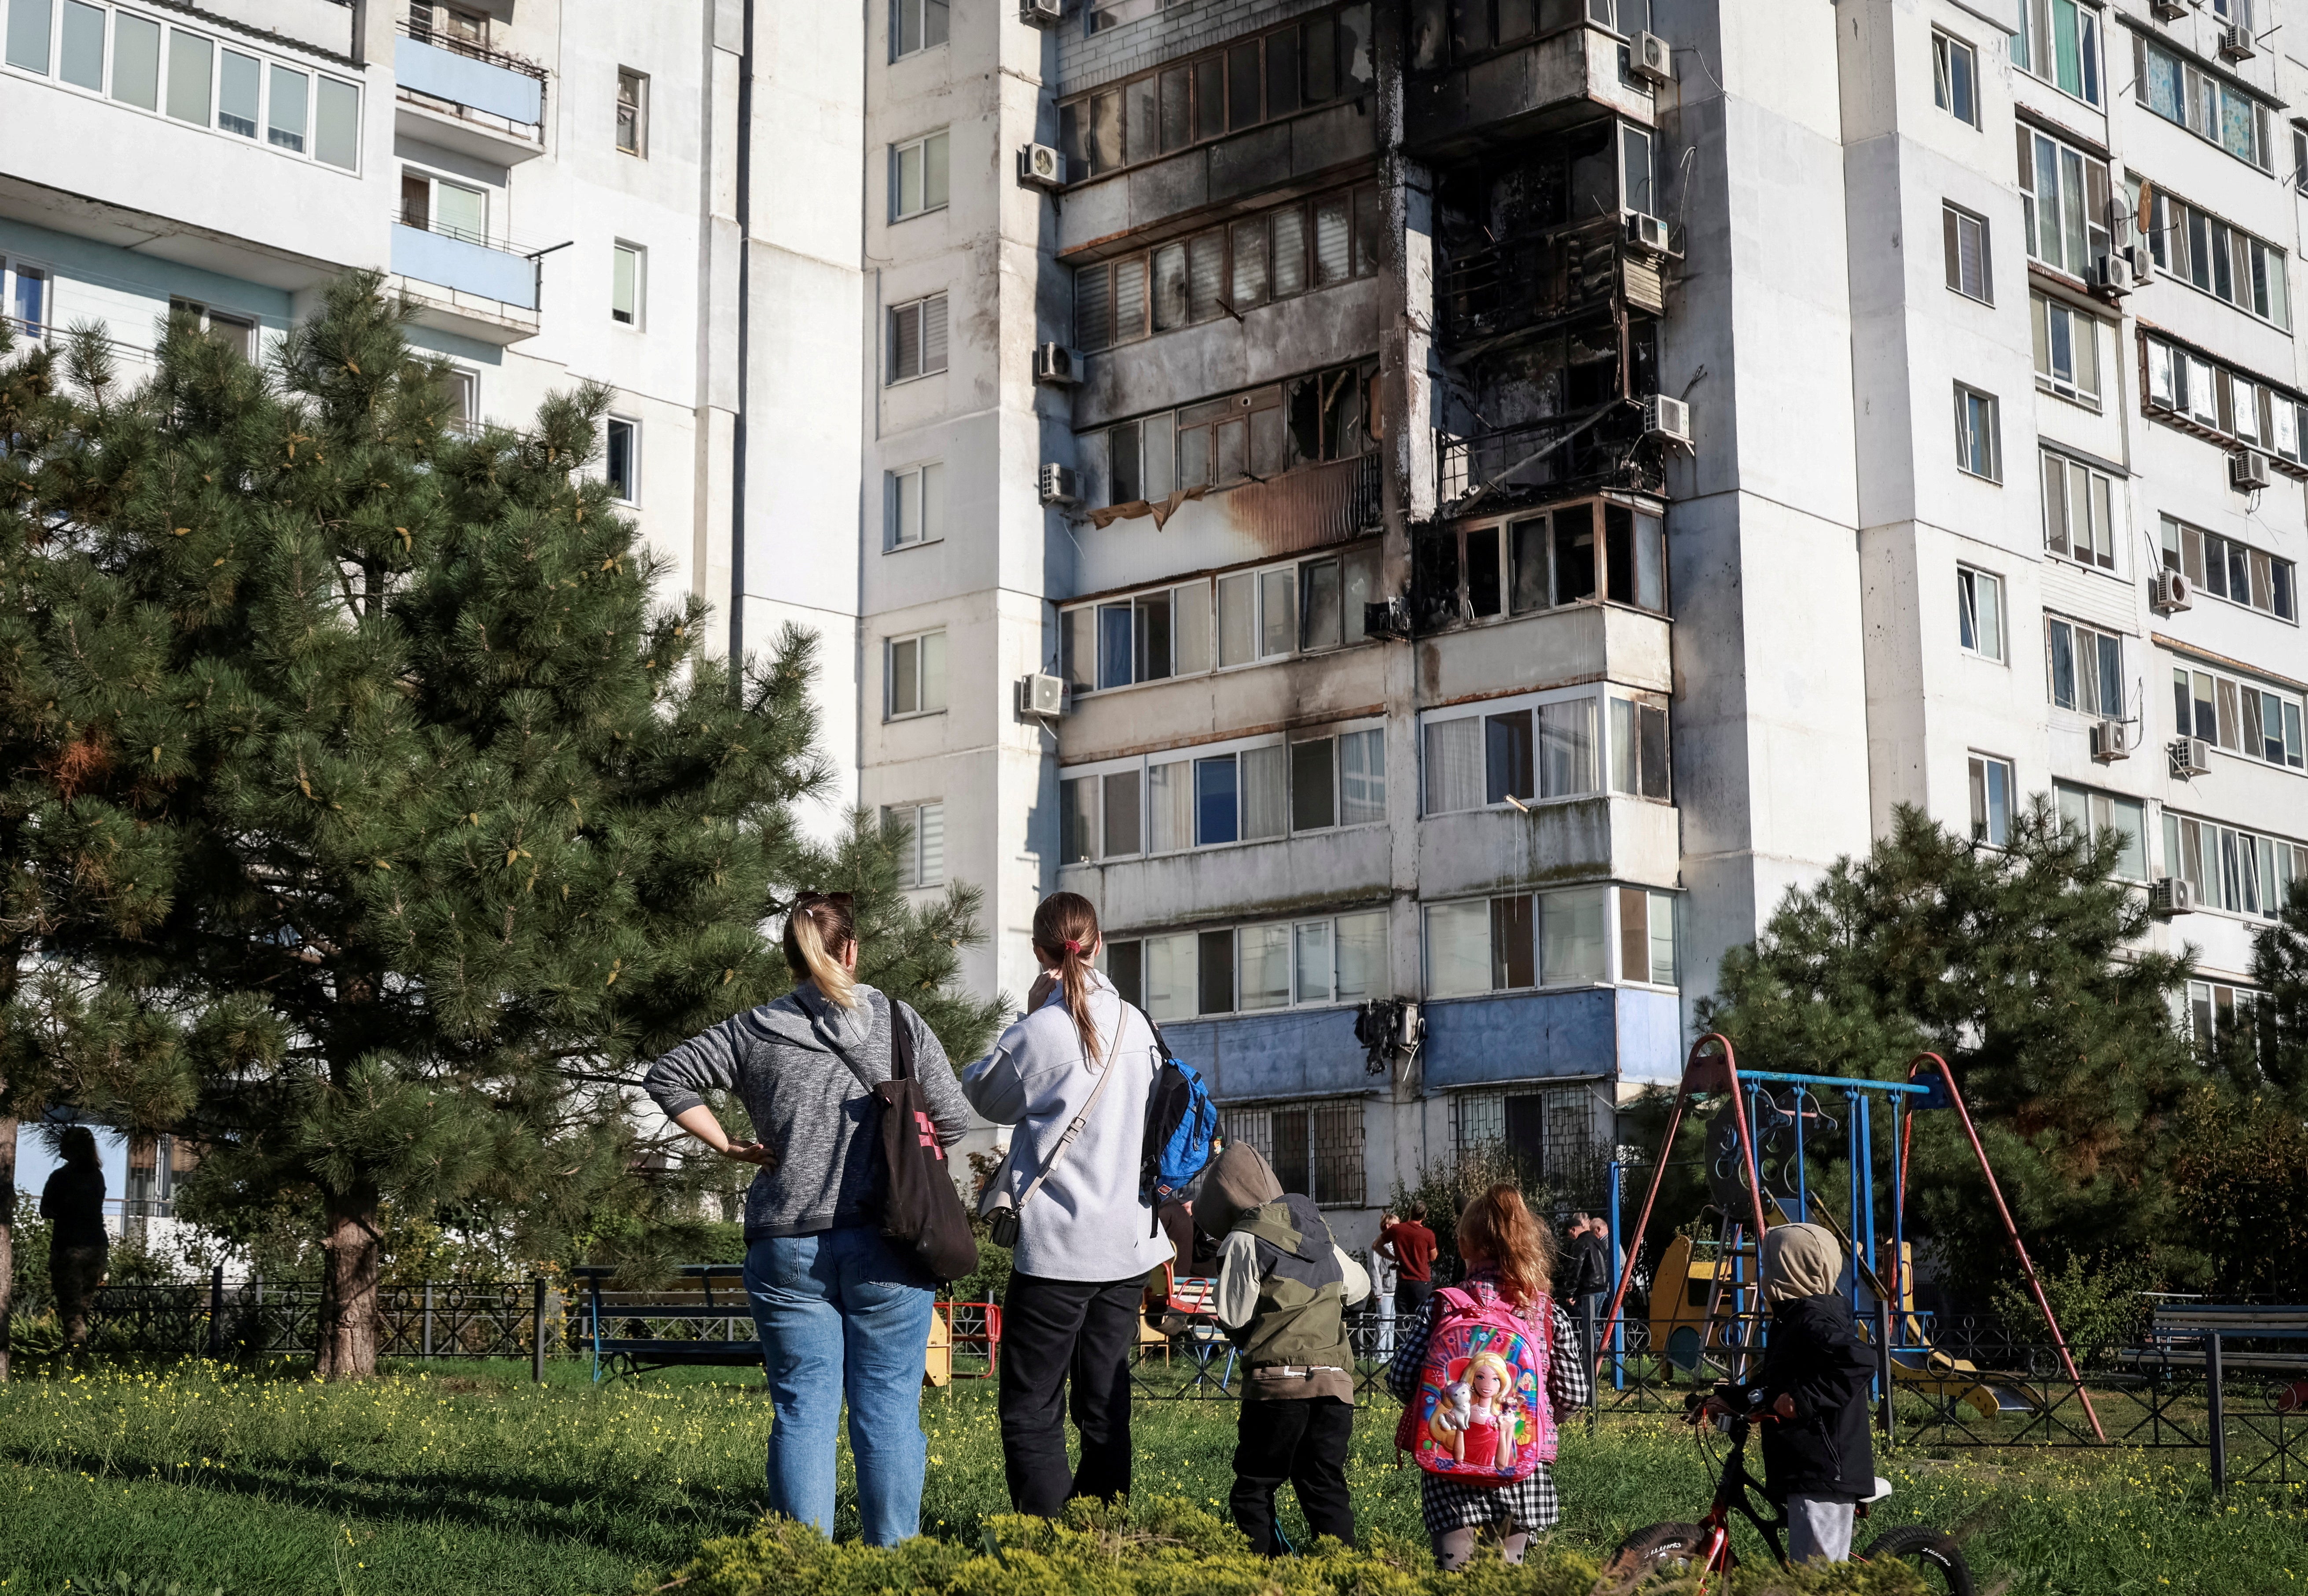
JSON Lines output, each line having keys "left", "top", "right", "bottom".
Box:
{"left": 1222, "top": 1098, "right": 1365, "bottom": 1206}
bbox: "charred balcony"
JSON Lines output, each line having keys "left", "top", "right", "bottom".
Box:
{"left": 1438, "top": 404, "right": 1664, "bottom": 515}
{"left": 1438, "top": 215, "right": 1664, "bottom": 355}
{"left": 1403, "top": 3, "right": 1655, "bottom": 160}
{"left": 1409, "top": 492, "right": 1669, "bottom": 639}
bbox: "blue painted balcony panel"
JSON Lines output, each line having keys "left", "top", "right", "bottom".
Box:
{"left": 394, "top": 35, "right": 544, "bottom": 125}
{"left": 1420, "top": 985, "right": 1683, "bottom": 1089}
{"left": 1161, "top": 1008, "right": 1371, "bottom": 1103}
{"left": 390, "top": 224, "right": 535, "bottom": 309}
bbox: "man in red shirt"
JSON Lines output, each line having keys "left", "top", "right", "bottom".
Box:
{"left": 1378, "top": 1202, "right": 1437, "bottom": 1320}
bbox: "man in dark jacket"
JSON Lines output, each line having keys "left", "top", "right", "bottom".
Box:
{"left": 1198, "top": 1143, "right": 1371, "bottom": 1556}
{"left": 1738, "top": 1223, "right": 1876, "bottom": 1563}
{"left": 41, "top": 1126, "right": 109, "bottom": 1354}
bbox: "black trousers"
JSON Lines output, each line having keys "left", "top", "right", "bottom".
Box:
{"left": 1395, "top": 1279, "right": 1434, "bottom": 1321}
{"left": 998, "top": 1271, "right": 1143, "bottom": 1516}
{"left": 1229, "top": 1396, "right": 1356, "bottom": 1556}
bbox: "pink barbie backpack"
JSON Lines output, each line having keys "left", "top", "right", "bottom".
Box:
{"left": 1394, "top": 1280, "right": 1556, "bottom": 1483}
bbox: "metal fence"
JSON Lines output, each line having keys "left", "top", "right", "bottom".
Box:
{"left": 68, "top": 1274, "right": 558, "bottom": 1364}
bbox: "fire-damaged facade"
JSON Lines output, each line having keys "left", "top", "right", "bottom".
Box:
{"left": 860, "top": 0, "right": 2308, "bottom": 1226}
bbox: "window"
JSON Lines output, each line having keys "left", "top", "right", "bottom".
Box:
{"left": 6, "top": 259, "right": 47, "bottom": 340}
{"left": 112, "top": 10, "right": 157, "bottom": 109}
{"left": 2030, "top": 294, "right": 2099, "bottom": 408}
{"left": 2165, "top": 812, "right": 2306, "bottom": 918}
{"left": 2010, "top": 0, "right": 2101, "bottom": 106}
{"left": 1220, "top": 1100, "right": 1365, "bottom": 1206}
{"left": 2187, "top": 981, "right": 2266, "bottom": 1057}
{"left": 169, "top": 296, "right": 256, "bottom": 359}
{"left": 604, "top": 416, "right": 637, "bottom": 503}
{"left": 884, "top": 801, "right": 945, "bottom": 887}
{"left": 400, "top": 170, "right": 487, "bottom": 243}
{"left": 1954, "top": 385, "right": 2000, "bottom": 480}
{"left": 2136, "top": 183, "right": 2290, "bottom": 328}
{"left": 1957, "top": 566, "right": 2005, "bottom": 662}
{"left": 436, "top": 366, "right": 475, "bottom": 431}
{"left": 1088, "top": 363, "right": 1376, "bottom": 505}
{"left": 1290, "top": 725, "right": 1386, "bottom": 831}
{"left": 1617, "top": 887, "right": 1678, "bottom": 985}
{"left": 1421, "top": 501, "right": 1665, "bottom": 626}
{"left": 165, "top": 26, "right": 210, "bottom": 123}
{"left": 1968, "top": 754, "right": 2014, "bottom": 847}
{"left": 892, "top": 0, "right": 948, "bottom": 56}
{"left": 2136, "top": 35, "right": 2270, "bottom": 169}
{"left": 616, "top": 68, "right": 647, "bottom": 156}
{"left": 611, "top": 243, "right": 644, "bottom": 327}
{"left": 59, "top": 0, "right": 101, "bottom": 89}
{"left": 2045, "top": 617, "right": 2123, "bottom": 716}
{"left": 2054, "top": 781, "right": 2146, "bottom": 880}
{"left": 2171, "top": 664, "right": 2305, "bottom": 769}
{"left": 2161, "top": 518, "right": 2297, "bottom": 621}
{"left": 891, "top": 130, "right": 950, "bottom": 220}
{"left": 886, "top": 293, "right": 948, "bottom": 382}
{"left": 1943, "top": 205, "right": 1990, "bottom": 302}
{"left": 409, "top": 3, "right": 487, "bottom": 45}
{"left": 2143, "top": 336, "right": 2308, "bottom": 461}
{"left": 1933, "top": 30, "right": 1978, "bottom": 125}
{"left": 887, "top": 630, "right": 947, "bottom": 717}
{"left": 1451, "top": 1086, "right": 1602, "bottom": 1190}
{"left": 1060, "top": 549, "right": 1376, "bottom": 694}
{"left": 2040, "top": 450, "right": 2116, "bottom": 570}
{"left": 1055, "top": 6, "right": 1374, "bottom": 178}
{"left": 886, "top": 462, "right": 944, "bottom": 548}
{"left": 1107, "top": 908, "right": 1384, "bottom": 1018}
{"left": 1423, "top": 694, "right": 1599, "bottom": 815}
{"left": 7, "top": 0, "right": 49, "bottom": 70}
{"left": 1425, "top": 888, "right": 1608, "bottom": 997}
{"left": 2016, "top": 128, "right": 2110, "bottom": 277}
{"left": 1608, "top": 693, "right": 1671, "bottom": 801}
{"left": 314, "top": 71, "right": 358, "bottom": 168}
{"left": 216, "top": 46, "right": 257, "bottom": 135}
{"left": 267, "top": 63, "right": 305, "bottom": 150}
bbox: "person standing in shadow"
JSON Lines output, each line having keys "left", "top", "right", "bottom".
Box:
{"left": 41, "top": 1127, "right": 109, "bottom": 1357}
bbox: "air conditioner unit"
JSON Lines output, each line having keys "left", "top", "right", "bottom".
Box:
{"left": 1017, "top": 672, "right": 1066, "bottom": 717}
{"left": 1019, "top": 0, "right": 1066, "bottom": 24}
{"left": 2219, "top": 22, "right": 2255, "bottom": 59}
{"left": 1632, "top": 31, "right": 1674, "bottom": 84}
{"left": 2170, "top": 736, "right": 2212, "bottom": 779}
{"left": 1363, "top": 596, "right": 1411, "bottom": 640}
{"left": 1643, "top": 393, "right": 1694, "bottom": 449}
{"left": 1033, "top": 343, "right": 1079, "bottom": 386}
{"left": 1623, "top": 210, "right": 1671, "bottom": 257}
{"left": 2091, "top": 718, "right": 2129, "bottom": 762}
{"left": 1017, "top": 142, "right": 1066, "bottom": 189}
{"left": 2150, "top": 567, "right": 2193, "bottom": 614}
{"left": 1038, "top": 463, "right": 1078, "bottom": 505}
{"left": 2124, "top": 243, "right": 2155, "bottom": 281}
{"left": 2230, "top": 448, "right": 2272, "bottom": 492}
{"left": 2089, "top": 254, "right": 2133, "bottom": 297}
{"left": 2150, "top": 0, "right": 2187, "bottom": 15}
{"left": 2150, "top": 876, "right": 2198, "bottom": 916}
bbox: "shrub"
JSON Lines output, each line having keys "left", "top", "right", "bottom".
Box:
{"left": 653, "top": 1496, "right": 1923, "bottom": 1596}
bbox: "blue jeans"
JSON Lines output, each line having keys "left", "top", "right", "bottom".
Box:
{"left": 742, "top": 1225, "right": 934, "bottom": 1545}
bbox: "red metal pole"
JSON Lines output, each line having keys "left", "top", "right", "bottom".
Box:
{"left": 1595, "top": 1080, "right": 1691, "bottom": 1376}
{"left": 1907, "top": 1052, "right": 2105, "bottom": 1442}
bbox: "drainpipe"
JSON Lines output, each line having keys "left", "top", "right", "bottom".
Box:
{"left": 728, "top": 0, "right": 755, "bottom": 678}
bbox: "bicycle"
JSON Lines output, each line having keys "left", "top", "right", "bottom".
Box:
{"left": 1601, "top": 1388, "right": 1973, "bottom": 1596}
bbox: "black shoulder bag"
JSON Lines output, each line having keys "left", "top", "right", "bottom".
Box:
{"left": 834, "top": 997, "right": 980, "bottom": 1283}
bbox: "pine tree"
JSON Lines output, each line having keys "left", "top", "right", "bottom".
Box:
{"left": 0, "top": 275, "right": 1003, "bottom": 1378}
{"left": 1692, "top": 800, "right": 2200, "bottom": 1299}
{"left": 2249, "top": 879, "right": 2308, "bottom": 1103}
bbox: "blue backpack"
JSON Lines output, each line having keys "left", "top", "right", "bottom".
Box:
{"left": 1130, "top": 1003, "right": 1220, "bottom": 1232}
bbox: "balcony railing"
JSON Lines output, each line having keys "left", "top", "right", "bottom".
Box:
{"left": 1438, "top": 402, "right": 1659, "bottom": 510}
{"left": 389, "top": 211, "right": 542, "bottom": 311}
{"left": 1439, "top": 224, "right": 1663, "bottom": 350}
{"left": 398, "top": 21, "right": 548, "bottom": 80}
{"left": 394, "top": 24, "right": 548, "bottom": 148}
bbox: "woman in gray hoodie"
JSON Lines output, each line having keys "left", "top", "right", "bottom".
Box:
{"left": 645, "top": 891, "right": 971, "bottom": 1545}
{"left": 963, "top": 891, "right": 1174, "bottom": 1516}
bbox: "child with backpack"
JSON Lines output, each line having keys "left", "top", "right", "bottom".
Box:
{"left": 1198, "top": 1142, "right": 1371, "bottom": 1556}
{"left": 1386, "top": 1184, "right": 1589, "bottom": 1571}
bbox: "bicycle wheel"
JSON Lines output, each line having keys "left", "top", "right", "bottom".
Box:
{"left": 1863, "top": 1526, "right": 1974, "bottom": 1596}
{"left": 1599, "top": 1521, "right": 1711, "bottom": 1590}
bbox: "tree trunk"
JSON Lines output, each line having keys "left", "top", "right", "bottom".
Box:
{"left": 0, "top": 1112, "right": 15, "bottom": 1384}
{"left": 316, "top": 1177, "right": 380, "bottom": 1381}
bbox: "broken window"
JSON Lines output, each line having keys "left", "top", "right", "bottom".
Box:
{"left": 1610, "top": 693, "right": 1671, "bottom": 801}
{"left": 1151, "top": 242, "right": 1189, "bottom": 330}
{"left": 1286, "top": 364, "right": 1369, "bottom": 464}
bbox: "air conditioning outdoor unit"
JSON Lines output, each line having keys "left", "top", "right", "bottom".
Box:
{"left": 1033, "top": 343, "right": 1079, "bottom": 386}
{"left": 2230, "top": 448, "right": 2272, "bottom": 492}
{"left": 2150, "top": 876, "right": 2198, "bottom": 917}
{"left": 2150, "top": 567, "right": 2193, "bottom": 614}
{"left": 2219, "top": 22, "right": 2255, "bottom": 59}
{"left": 1017, "top": 673, "right": 1067, "bottom": 717}
{"left": 2091, "top": 719, "right": 2129, "bottom": 762}
{"left": 1644, "top": 393, "right": 1694, "bottom": 449}
{"left": 1019, "top": 0, "right": 1066, "bottom": 25}
{"left": 2149, "top": 0, "right": 2187, "bottom": 16}
{"left": 1624, "top": 210, "right": 1671, "bottom": 257}
{"left": 1632, "top": 31, "right": 1674, "bottom": 83}
{"left": 2124, "top": 243, "right": 2155, "bottom": 281}
{"left": 2170, "top": 736, "right": 2212, "bottom": 779}
{"left": 1038, "top": 463, "right": 1079, "bottom": 505}
{"left": 1017, "top": 143, "right": 1066, "bottom": 189}
{"left": 2089, "top": 254, "right": 2133, "bottom": 297}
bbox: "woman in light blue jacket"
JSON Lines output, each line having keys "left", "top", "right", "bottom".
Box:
{"left": 963, "top": 891, "right": 1173, "bottom": 1515}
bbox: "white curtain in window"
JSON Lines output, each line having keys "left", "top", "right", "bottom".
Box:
{"left": 1541, "top": 889, "right": 1608, "bottom": 985}
{"left": 1341, "top": 728, "right": 1386, "bottom": 823}
{"left": 1148, "top": 761, "right": 1194, "bottom": 852}
{"left": 1144, "top": 932, "right": 1197, "bottom": 1021}
{"left": 1540, "top": 698, "right": 1597, "bottom": 796}
{"left": 1426, "top": 901, "right": 1492, "bottom": 997}
{"left": 1241, "top": 924, "right": 1291, "bottom": 1009}
{"left": 1294, "top": 921, "right": 1333, "bottom": 1003}
{"left": 1241, "top": 744, "right": 1287, "bottom": 840}
{"left": 1423, "top": 717, "right": 1485, "bottom": 814}
{"left": 1335, "top": 911, "right": 1386, "bottom": 1000}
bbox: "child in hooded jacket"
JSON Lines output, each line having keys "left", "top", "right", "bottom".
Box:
{"left": 1385, "top": 1184, "right": 1589, "bottom": 1571}
{"left": 1199, "top": 1143, "right": 1371, "bottom": 1556}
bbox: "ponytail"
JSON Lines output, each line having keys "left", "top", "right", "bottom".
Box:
{"left": 1030, "top": 891, "right": 1102, "bottom": 1062}
{"left": 782, "top": 892, "right": 858, "bottom": 1009}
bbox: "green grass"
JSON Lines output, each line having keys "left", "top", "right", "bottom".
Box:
{"left": 0, "top": 1358, "right": 2303, "bottom": 1593}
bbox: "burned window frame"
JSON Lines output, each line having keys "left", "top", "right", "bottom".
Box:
{"left": 1082, "top": 359, "right": 1380, "bottom": 508}
{"left": 1412, "top": 494, "right": 1667, "bottom": 629}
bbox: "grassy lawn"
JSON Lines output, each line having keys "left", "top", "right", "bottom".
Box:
{"left": 0, "top": 1358, "right": 2304, "bottom": 1594}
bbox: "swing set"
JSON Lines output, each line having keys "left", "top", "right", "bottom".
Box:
{"left": 1596, "top": 1033, "right": 2104, "bottom": 1442}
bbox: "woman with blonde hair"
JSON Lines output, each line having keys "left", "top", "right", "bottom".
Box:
{"left": 963, "top": 891, "right": 1174, "bottom": 1516}
{"left": 645, "top": 891, "right": 973, "bottom": 1546}
{"left": 1385, "top": 1183, "right": 1590, "bottom": 1570}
